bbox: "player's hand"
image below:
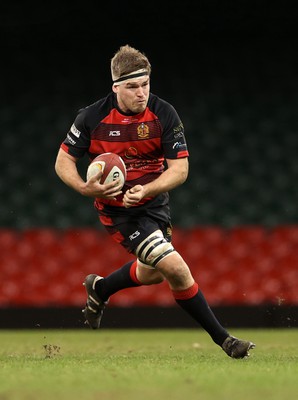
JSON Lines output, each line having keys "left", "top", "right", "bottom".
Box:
{"left": 123, "top": 185, "right": 145, "bottom": 208}
{"left": 84, "top": 171, "right": 123, "bottom": 199}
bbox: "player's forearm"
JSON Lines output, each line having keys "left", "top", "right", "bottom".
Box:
{"left": 55, "top": 149, "right": 86, "bottom": 195}
{"left": 143, "top": 159, "right": 188, "bottom": 198}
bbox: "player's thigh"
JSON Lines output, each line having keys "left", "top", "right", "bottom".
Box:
{"left": 106, "top": 215, "right": 171, "bottom": 254}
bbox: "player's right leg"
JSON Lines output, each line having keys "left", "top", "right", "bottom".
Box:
{"left": 82, "top": 274, "right": 108, "bottom": 329}
{"left": 82, "top": 259, "right": 164, "bottom": 329}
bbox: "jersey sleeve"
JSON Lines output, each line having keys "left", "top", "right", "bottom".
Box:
{"left": 160, "top": 103, "right": 189, "bottom": 159}
{"left": 60, "top": 108, "right": 91, "bottom": 158}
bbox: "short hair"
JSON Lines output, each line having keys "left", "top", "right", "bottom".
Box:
{"left": 111, "top": 45, "right": 151, "bottom": 82}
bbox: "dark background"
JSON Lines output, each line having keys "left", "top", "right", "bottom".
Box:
{"left": 1, "top": 0, "right": 298, "bottom": 229}
{"left": 1, "top": 1, "right": 298, "bottom": 328}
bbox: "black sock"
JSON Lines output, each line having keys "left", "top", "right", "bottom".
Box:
{"left": 95, "top": 260, "right": 141, "bottom": 302}
{"left": 175, "top": 287, "right": 229, "bottom": 346}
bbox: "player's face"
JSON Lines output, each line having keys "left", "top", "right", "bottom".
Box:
{"left": 113, "top": 77, "right": 150, "bottom": 114}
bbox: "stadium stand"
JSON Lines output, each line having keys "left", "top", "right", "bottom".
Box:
{"left": 1, "top": 36, "right": 298, "bottom": 326}
{"left": 0, "top": 226, "right": 297, "bottom": 307}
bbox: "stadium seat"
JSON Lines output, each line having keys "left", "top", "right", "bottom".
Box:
{"left": 1, "top": 226, "right": 298, "bottom": 307}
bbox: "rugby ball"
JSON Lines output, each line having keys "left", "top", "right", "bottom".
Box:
{"left": 86, "top": 152, "right": 127, "bottom": 188}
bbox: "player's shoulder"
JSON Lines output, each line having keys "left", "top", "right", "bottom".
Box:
{"left": 148, "top": 93, "right": 176, "bottom": 113}
{"left": 74, "top": 92, "right": 115, "bottom": 129}
{"left": 78, "top": 92, "right": 114, "bottom": 118}
{"left": 148, "top": 93, "right": 181, "bottom": 128}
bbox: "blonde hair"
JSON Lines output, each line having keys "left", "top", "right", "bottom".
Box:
{"left": 111, "top": 45, "right": 151, "bottom": 82}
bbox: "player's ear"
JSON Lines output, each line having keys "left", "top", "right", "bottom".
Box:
{"left": 112, "top": 84, "right": 118, "bottom": 93}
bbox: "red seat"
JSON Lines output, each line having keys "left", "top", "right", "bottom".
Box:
{"left": 62, "top": 228, "right": 102, "bottom": 250}
{"left": 23, "top": 228, "right": 60, "bottom": 248}
{"left": 189, "top": 226, "right": 225, "bottom": 247}
{"left": 0, "top": 229, "right": 20, "bottom": 252}
{"left": 228, "top": 225, "right": 267, "bottom": 245}
{"left": 226, "top": 226, "right": 268, "bottom": 259}
{"left": 270, "top": 225, "right": 298, "bottom": 244}
{"left": 1, "top": 226, "right": 298, "bottom": 307}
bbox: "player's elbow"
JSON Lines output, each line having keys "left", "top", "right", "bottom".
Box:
{"left": 54, "top": 149, "right": 76, "bottom": 178}
{"left": 173, "top": 166, "right": 188, "bottom": 187}
{"left": 179, "top": 161, "right": 189, "bottom": 184}
{"left": 54, "top": 155, "right": 63, "bottom": 178}
{"left": 166, "top": 157, "right": 189, "bottom": 185}
{"left": 180, "top": 168, "right": 188, "bottom": 184}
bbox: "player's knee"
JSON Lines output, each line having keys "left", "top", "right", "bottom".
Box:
{"left": 155, "top": 252, "right": 194, "bottom": 286}
{"left": 136, "top": 230, "right": 175, "bottom": 268}
{"left": 143, "top": 270, "right": 165, "bottom": 285}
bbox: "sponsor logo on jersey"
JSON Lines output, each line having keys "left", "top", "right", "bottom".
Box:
{"left": 174, "top": 131, "right": 183, "bottom": 139}
{"left": 125, "top": 147, "right": 138, "bottom": 158}
{"left": 166, "top": 227, "right": 172, "bottom": 238}
{"left": 129, "top": 230, "right": 140, "bottom": 240}
{"left": 137, "top": 123, "right": 149, "bottom": 139}
{"left": 173, "top": 122, "right": 184, "bottom": 135}
{"left": 109, "top": 130, "right": 121, "bottom": 136}
{"left": 67, "top": 134, "right": 76, "bottom": 145}
{"left": 122, "top": 117, "right": 139, "bottom": 123}
{"left": 173, "top": 141, "right": 185, "bottom": 149}
{"left": 70, "top": 124, "right": 81, "bottom": 138}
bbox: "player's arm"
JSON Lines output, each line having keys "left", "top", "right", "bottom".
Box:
{"left": 123, "top": 157, "right": 188, "bottom": 207}
{"left": 144, "top": 157, "right": 189, "bottom": 196}
{"left": 55, "top": 148, "right": 122, "bottom": 199}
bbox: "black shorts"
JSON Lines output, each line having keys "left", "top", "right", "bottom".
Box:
{"left": 96, "top": 194, "right": 173, "bottom": 254}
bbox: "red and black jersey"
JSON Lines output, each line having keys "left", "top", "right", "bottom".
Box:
{"left": 60, "top": 92, "right": 189, "bottom": 208}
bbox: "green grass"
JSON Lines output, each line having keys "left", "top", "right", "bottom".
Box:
{"left": 0, "top": 328, "right": 297, "bottom": 400}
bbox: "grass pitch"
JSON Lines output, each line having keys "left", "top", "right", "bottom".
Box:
{"left": 0, "top": 328, "right": 297, "bottom": 400}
